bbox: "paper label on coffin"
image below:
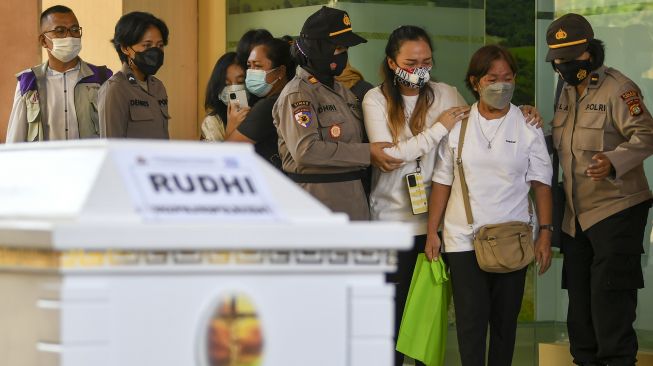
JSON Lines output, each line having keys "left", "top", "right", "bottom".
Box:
{"left": 113, "top": 149, "right": 280, "bottom": 222}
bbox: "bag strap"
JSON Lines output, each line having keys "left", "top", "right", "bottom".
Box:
{"left": 456, "top": 118, "right": 474, "bottom": 226}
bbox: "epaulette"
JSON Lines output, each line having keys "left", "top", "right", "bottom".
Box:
{"left": 16, "top": 70, "right": 37, "bottom": 96}
{"left": 79, "top": 64, "right": 114, "bottom": 85}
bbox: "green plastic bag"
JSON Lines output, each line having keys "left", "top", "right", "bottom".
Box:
{"left": 396, "top": 254, "right": 450, "bottom": 366}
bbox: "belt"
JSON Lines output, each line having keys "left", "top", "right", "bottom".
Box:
{"left": 286, "top": 170, "right": 366, "bottom": 184}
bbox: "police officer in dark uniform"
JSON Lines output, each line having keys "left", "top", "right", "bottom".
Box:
{"left": 547, "top": 13, "right": 653, "bottom": 366}
{"left": 273, "top": 7, "right": 401, "bottom": 220}
{"left": 99, "top": 11, "right": 170, "bottom": 139}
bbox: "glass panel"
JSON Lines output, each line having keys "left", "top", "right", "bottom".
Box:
{"left": 533, "top": 1, "right": 570, "bottom": 359}
{"left": 227, "top": 0, "right": 485, "bottom": 102}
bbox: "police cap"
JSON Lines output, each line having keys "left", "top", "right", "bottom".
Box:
{"left": 545, "top": 13, "right": 594, "bottom": 62}
{"left": 300, "top": 6, "right": 367, "bottom": 47}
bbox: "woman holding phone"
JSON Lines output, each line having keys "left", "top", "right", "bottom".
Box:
{"left": 362, "top": 25, "right": 468, "bottom": 366}
{"left": 225, "top": 38, "right": 295, "bottom": 170}
{"left": 201, "top": 52, "right": 246, "bottom": 141}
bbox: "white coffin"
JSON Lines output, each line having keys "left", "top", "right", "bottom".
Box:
{"left": 0, "top": 140, "right": 411, "bottom": 366}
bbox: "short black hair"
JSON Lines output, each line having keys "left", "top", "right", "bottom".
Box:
{"left": 587, "top": 38, "right": 605, "bottom": 69}
{"left": 260, "top": 38, "right": 296, "bottom": 81}
{"left": 40, "top": 5, "right": 74, "bottom": 26}
{"left": 465, "top": 45, "right": 518, "bottom": 99}
{"left": 204, "top": 52, "right": 241, "bottom": 121}
{"left": 236, "top": 29, "right": 273, "bottom": 68}
{"left": 111, "top": 11, "right": 169, "bottom": 63}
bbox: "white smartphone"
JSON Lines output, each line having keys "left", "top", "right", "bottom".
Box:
{"left": 229, "top": 89, "right": 249, "bottom": 110}
{"left": 405, "top": 172, "right": 428, "bottom": 215}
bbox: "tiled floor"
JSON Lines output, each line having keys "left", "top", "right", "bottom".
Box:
{"left": 439, "top": 322, "right": 653, "bottom": 366}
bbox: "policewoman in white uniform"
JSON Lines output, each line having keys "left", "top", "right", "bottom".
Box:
{"left": 273, "top": 6, "right": 401, "bottom": 220}
{"left": 427, "top": 45, "right": 553, "bottom": 366}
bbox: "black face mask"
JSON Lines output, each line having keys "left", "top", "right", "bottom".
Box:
{"left": 554, "top": 59, "right": 592, "bottom": 86}
{"left": 132, "top": 47, "right": 164, "bottom": 76}
{"left": 331, "top": 51, "right": 348, "bottom": 76}
{"left": 295, "top": 37, "right": 337, "bottom": 87}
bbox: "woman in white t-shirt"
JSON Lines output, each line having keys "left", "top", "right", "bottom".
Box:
{"left": 363, "top": 26, "right": 468, "bottom": 366}
{"left": 427, "top": 45, "right": 553, "bottom": 366}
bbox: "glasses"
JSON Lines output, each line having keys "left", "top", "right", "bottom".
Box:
{"left": 42, "top": 26, "right": 82, "bottom": 39}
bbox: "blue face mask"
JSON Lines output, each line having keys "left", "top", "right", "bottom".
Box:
{"left": 245, "top": 68, "right": 278, "bottom": 97}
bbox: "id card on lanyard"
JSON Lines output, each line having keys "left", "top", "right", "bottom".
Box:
{"left": 405, "top": 157, "right": 428, "bottom": 215}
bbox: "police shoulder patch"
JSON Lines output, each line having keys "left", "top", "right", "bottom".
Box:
{"left": 294, "top": 107, "right": 312, "bottom": 128}
{"left": 620, "top": 90, "right": 639, "bottom": 101}
{"left": 291, "top": 100, "right": 310, "bottom": 109}
{"left": 627, "top": 100, "right": 643, "bottom": 116}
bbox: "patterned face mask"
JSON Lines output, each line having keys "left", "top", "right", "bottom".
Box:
{"left": 394, "top": 65, "right": 432, "bottom": 89}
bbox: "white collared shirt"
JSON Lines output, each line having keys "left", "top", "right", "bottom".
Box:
{"left": 46, "top": 63, "right": 81, "bottom": 140}
{"left": 363, "top": 81, "right": 467, "bottom": 235}
{"left": 433, "top": 103, "right": 552, "bottom": 252}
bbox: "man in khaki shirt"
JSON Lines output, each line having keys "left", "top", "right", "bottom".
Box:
{"left": 548, "top": 14, "right": 653, "bottom": 366}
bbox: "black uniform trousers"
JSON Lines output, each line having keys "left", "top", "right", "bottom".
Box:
{"left": 388, "top": 235, "right": 427, "bottom": 366}
{"left": 562, "top": 201, "right": 649, "bottom": 366}
{"left": 444, "top": 250, "right": 527, "bottom": 366}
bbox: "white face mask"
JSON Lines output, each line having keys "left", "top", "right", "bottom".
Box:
{"left": 47, "top": 37, "right": 82, "bottom": 63}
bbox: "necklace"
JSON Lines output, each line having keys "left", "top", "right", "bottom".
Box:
{"left": 478, "top": 112, "right": 508, "bottom": 149}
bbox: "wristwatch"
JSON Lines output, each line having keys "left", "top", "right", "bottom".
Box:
{"left": 539, "top": 224, "right": 554, "bottom": 232}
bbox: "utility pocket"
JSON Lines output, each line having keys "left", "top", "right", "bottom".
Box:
{"left": 551, "top": 113, "right": 566, "bottom": 149}
{"left": 573, "top": 114, "right": 605, "bottom": 152}
{"left": 26, "top": 92, "right": 41, "bottom": 141}
{"left": 598, "top": 254, "right": 644, "bottom": 290}
{"left": 129, "top": 105, "right": 154, "bottom": 122}
{"left": 89, "top": 101, "right": 100, "bottom": 136}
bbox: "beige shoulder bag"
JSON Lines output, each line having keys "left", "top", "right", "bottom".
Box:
{"left": 456, "top": 118, "right": 534, "bottom": 273}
